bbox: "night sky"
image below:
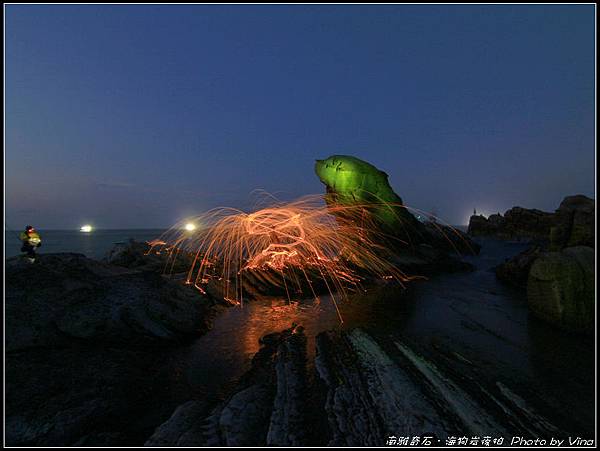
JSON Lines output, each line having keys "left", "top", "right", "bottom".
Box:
{"left": 5, "top": 5, "right": 595, "bottom": 229}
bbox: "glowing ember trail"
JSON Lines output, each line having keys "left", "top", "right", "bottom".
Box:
{"left": 149, "top": 195, "right": 421, "bottom": 323}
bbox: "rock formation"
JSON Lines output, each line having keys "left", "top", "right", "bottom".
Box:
{"left": 494, "top": 246, "right": 542, "bottom": 288}
{"left": 104, "top": 238, "right": 194, "bottom": 273}
{"left": 549, "top": 195, "right": 595, "bottom": 249}
{"left": 148, "top": 327, "right": 570, "bottom": 446}
{"left": 315, "top": 155, "right": 480, "bottom": 272}
{"left": 468, "top": 208, "right": 555, "bottom": 241}
{"left": 315, "top": 155, "right": 423, "bottom": 233}
{"left": 527, "top": 246, "right": 595, "bottom": 334}
{"left": 490, "top": 195, "right": 595, "bottom": 334}
{"left": 468, "top": 195, "right": 594, "bottom": 246}
{"left": 5, "top": 253, "right": 226, "bottom": 446}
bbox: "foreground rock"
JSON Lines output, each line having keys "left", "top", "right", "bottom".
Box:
{"left": 6, "top": 253, "right": 219, "bottom": 350}
{"left": 5, "top": 253, "right": 224, "bottom": 446}
{"left": 527, "top": 246, "right": 595, "bottom": 334}
{"left": 315, "top": 329, "right": 454, "bottom": 445}
{"left": 149, "top": 326, "right": 572, "bottom": 446}
{"left": 146, "top": 325, "right": 309, "bottom": 446}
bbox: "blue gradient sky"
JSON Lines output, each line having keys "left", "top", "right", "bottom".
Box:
{"left": 5, "top": 5, "right": 595, "bottom": 229}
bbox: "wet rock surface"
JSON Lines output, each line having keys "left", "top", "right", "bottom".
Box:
{"left": 315, "top": 329, "right": 452, "bottom": 445}
{"left": 146, "top": 326, "right": 309, "bottom": 446}
{"left": 5, "top": 253, "right": 225, "bottom": 446}
{"left": 149, "top": 324, "right": 585, "bottom": 446}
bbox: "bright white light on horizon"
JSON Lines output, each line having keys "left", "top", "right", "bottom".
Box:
{"left": 80, "top": 225, "right": 93, "bottom": 233}
{"left": 184, "top": 223, "right": 196, "bottom": 232}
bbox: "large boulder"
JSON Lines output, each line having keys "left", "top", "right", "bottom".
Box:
{"left": 495, "top": 246, "right": 543, "bottom": 288}
{"left": 527, "top": 246, "right": 594, "bottom": 334}
{"left": 550, "top": 195, "right": 595, "bottom": 250}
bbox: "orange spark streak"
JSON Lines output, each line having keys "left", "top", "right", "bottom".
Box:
{"left": 149, "top": 194, "right": 423, "bottom": 320}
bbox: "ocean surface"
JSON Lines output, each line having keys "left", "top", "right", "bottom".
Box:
{"left": 4, "top": 229, "right": 166, "bottom": 260}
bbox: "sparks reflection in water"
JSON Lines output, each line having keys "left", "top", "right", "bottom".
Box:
{"left": 149, "top": 194, "right": 422, "bottom": 323}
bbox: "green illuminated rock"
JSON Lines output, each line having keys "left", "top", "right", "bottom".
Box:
{"left": 315, "top": 155, "right": 424, "bottom": 239}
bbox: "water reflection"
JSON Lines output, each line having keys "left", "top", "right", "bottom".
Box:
{"left": 183, "top": 283, "right": 411, "bottom": 400}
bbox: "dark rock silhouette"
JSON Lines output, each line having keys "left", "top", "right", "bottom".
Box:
{"left": 104, "top": 238, "right": 194, "bottom": 273}
{"left": 494, "top": 246, "right": 543, "bottom": 288}
{"left": 527, "top": 246, "right": 594, "bottom": 335}
{"left": 5, "top": 253, "right": 225, "bottom": 446}
{"left": 468, "top": 208, "right": 555, "bottom": 241}
{"left": 549, "top": 195, "right": 595, "bottom": 249}
{"left": 468, "top": 195, "right": 594, "bottom": 246}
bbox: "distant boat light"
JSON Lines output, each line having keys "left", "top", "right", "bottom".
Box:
{"left": 184, "top": 223, "right": 196, "bottom": 232}
{"left": 80, "top": 225, "right": 93, "bottom": 233}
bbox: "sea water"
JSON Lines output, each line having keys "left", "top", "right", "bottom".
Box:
{"left": 4, "top": 229, "right": 166, "bottom": 260}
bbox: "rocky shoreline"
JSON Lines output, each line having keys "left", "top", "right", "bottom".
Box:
{"left": 145, "top": 325, "right": 585, "bottom": 446}
{"left": 5, "top": 252, "right": 229, "bottom": 446}
{"left": 468, "top": 195, "right": 595, "bottom": 335}
{"left": 4, "top": 191, "right": 594, "bottom": 446}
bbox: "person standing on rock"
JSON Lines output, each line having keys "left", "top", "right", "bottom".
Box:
{"left": 19, "top": 225, "right": 42, "bottom": 263}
